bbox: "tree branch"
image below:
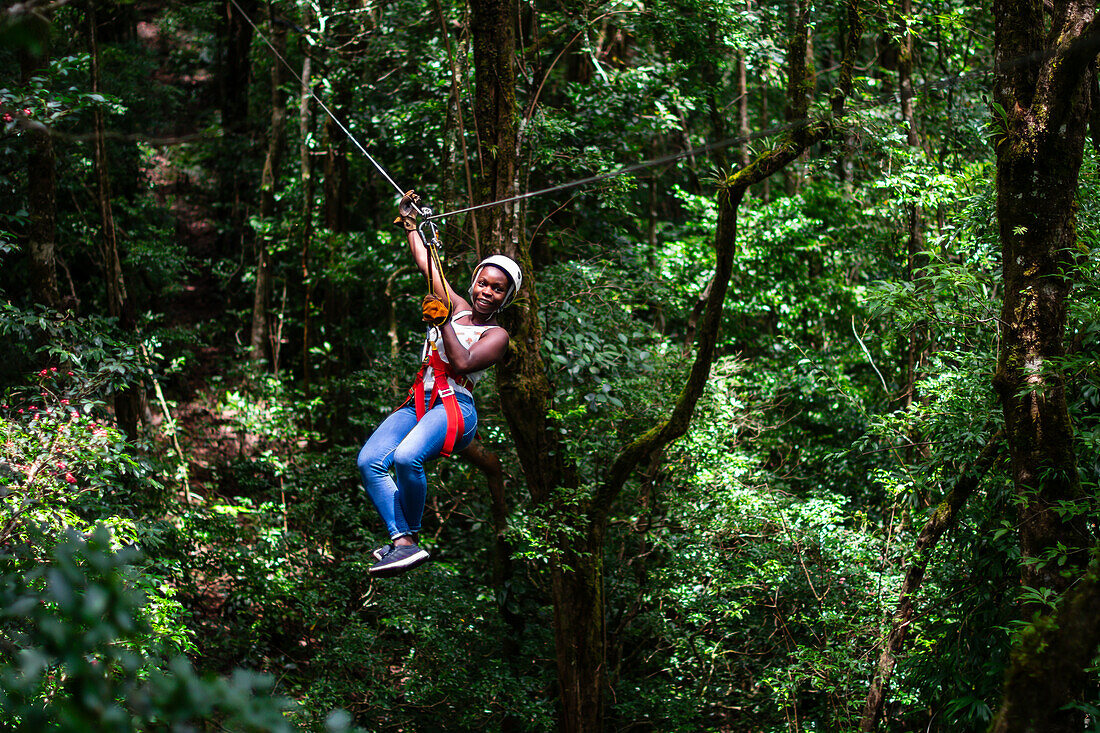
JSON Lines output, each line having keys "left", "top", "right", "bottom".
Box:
{"left": 590, "top": 0, "right": 864, "bottom": 533}
{"left": 859, "top": 431, "right": 1004, "bottom": 731}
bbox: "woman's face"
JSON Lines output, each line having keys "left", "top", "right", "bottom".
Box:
{"left": 471, "top": 266, "right": 511, "bottom": 315}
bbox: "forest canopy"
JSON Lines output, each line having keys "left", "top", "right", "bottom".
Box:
{"left": 1, "top": 0, "right": 1099, "bottom": 731}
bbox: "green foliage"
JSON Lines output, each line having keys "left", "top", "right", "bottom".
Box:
{"left": 0, "top": 304, "right": 159, "bottom": 540}
{"left": 4, "top": 0, "right": 1099, "bottom": 730}
{"left": 599, "top": 358, "right": 894, "bottom": 731}
{"left": 0, "top": 525, "right": 309, "bottom": 732}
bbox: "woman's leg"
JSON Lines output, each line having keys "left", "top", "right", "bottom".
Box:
{"left": 357, "top": 405, "right": 420, "bottom": 538}
{"left": 391, "top": 396, "right": 478, "bottom": 536}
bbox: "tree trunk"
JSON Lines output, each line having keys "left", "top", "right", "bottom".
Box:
{"left": 459, "top": 441, "right": 510, "bottom": 590}
{"left": 549, "top": 544, "right": 605, "bottom": 732}
{"left": 990, "top": 1, "right": 1099, "bottom": 727}
{"left": 434, "top": 0, "right": 480, "bottom": 257}
{"left": 250, "top": 11, "right": 288, "bottom": 365}
{"left": 469, "top": 0, "right": 605, "bottom": 727}
{"left": 217, "top": 0, "right": 257, "bottom": 260}
{"left": 992, "top": 0, "right": 1095, "bottom": 597}
{"left": 783, "top": 0, "right": 813, "bottom": 196}
{"left": 323, "top": 82, "right": 350, "bottom": 233}
{"left": 20, "top": 45, "right": 59, "bottom": 310}
{"left": 220, "top": 0, "right": 256, "bottom": 128}
{"left": 737, "top": 52, "right": 750, "bottom": 168}
{"left": 469, "top": 0, "right": 517, "bottom": 250}
{"left": 89, "top": 2, "right": 141, "bottom": 439}
{"left": 899, "top": 0, "right": 929, "bottom": 467}
{"left": 990, "top": 545, "right": 1100, "bottom": 732}
{"left": 298, "top": 5, "right": 315, "bottom": 391}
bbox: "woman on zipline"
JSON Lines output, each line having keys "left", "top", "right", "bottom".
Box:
{"left": 358, "top": 192, "right": 521, "bottom": 578}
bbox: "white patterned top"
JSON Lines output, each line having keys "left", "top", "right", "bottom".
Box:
{"left": 422, "top": 310, "right": 499, "bottom": 399}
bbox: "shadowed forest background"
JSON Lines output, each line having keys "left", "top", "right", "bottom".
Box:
{"left": 1, "top": 0, "right": 1100, "bottom": 730}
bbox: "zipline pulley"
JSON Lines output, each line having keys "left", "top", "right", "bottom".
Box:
{"left": 417, "top": 206, "right": 443, "bottom": 254}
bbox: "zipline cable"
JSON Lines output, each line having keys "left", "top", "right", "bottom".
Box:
{"left": 426, "top": 64, "right": 996, "bottom": 221}
{"left": 424, "top": 127, "right": 797, "bottom": 221}
{"left": 231, "top": 0, "right": 1001, "bottom": 225}
{"left": 227, "top": 0, "right": 421, "bottom": 213}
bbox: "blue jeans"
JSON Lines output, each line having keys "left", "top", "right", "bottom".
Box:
{"left": 357, "top": 394, "right": 477, "bottom": 539}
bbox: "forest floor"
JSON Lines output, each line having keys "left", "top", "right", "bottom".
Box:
{"left": 136, "top": 12, "right": 263, "bottom": 497}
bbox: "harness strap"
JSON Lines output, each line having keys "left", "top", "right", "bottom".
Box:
{"left": 405, "top": 346, "right": 469, "bottom": 458}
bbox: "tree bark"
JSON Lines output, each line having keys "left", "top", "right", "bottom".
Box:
{"left": 298, "top": 4, "right": 316, "bottom": 391}
{"left": 859, "top": 433, "right": 1003, "bottom": 731}
{"left": 435, "top": 0, "right": 480, "bottom": 257}
{"left": 250, "top": 9, "right": 288, "bottom": 365}
{"left": 217, "top": 0, "right": 257, "bottom": 259}
{"left": 220, "top": 0, "right": 256, "bottom": 128}
{"left": 737, "top": 51, "right": 751, "bottom": 168}
{"left": 991, "top": 0, "right": 1096, "bottom": 598}
{"left": 990, "top": 545, "right": 1100, "bottom": 732}
{"left": 89, "top": 2, "right": 141, "bottom": 439}
{"left": 19, "top": 45, "right": 59, "bottom": 310}
{"left": 470, "top": 0, "right": 517, "bottom": 250}
{"left": 459, "top": 441, "right": 511, "bottom": 592}
{"left": 990, "top": 2, "right": 1100, "bottom": 727}
{"left": 899, "top": 0, "right": 930, "bottom": 467}
{"left": 322, "top": 82, "right": 350, "bottom": 233}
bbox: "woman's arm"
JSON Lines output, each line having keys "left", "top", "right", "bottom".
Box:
{"left": 396, "top": 190, "right": 471, "bottom": 313}
{"left": 440, "top": 324, "right": 509, "bottom": 374}
{"left": 405, "top": 229, "right": 470, "bottom": 311}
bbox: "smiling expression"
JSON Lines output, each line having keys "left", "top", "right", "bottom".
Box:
{"left": 470, "top": 266, "right": 512, "bottom": 316}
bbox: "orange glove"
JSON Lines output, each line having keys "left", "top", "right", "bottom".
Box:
{"left": 394, "top": 190, "right": 421, "bottom": 231}
{"left": 422, "top": 294, "right": 450, "bottom": 326}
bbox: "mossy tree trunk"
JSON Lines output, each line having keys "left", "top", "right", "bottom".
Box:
{"left": 467, "top": 0, "right": 576, "bottom": 727}
{"left": 991, "top": 546, "right": 1100, "bottom": 732}
{"left": 990, "top": 0, "right": 1099, "bottom": 728}
{"left": 468, "top": 0, "right": 863, "bottom": 728}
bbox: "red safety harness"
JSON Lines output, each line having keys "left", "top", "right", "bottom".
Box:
{"left": 403, "top": 342, "right": 472, "bottom": 458}
{"left": 397, "top": 212, "right": 479, "bottom": 457}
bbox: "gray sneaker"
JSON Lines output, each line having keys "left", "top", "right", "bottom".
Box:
{"left": 371, "top": 543, "right": 395, "bottom": 562}
{"left": 368, "top": 544, "right": 431, "bottom": 578}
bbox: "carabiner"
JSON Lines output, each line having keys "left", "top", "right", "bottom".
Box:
{"left": 418, "top": 207, "right": 443, "bottom": 252}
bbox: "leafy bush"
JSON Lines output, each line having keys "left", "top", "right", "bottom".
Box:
{"left": 0, "top": 525, "right": 303, "bottom": 732}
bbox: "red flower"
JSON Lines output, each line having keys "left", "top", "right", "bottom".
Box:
{"left": 64, "top": 473, "right": 76, "bottom": 484}
{"left": 2, "top": 114, "right": 11, "bottom": 123}
{"left": 39, "top": 369, "right": 47, "bottom": 377}
{"left": 22, "top": 108, "right": 30, "bottom": 116}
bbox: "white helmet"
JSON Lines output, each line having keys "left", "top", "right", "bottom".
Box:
{"left": 470, "top": 254, "right": 523, "bottom": 309}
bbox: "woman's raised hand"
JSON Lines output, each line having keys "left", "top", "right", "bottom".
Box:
{"left": 394, "top": 190, "right": 421, "bottom": 232}
{"left": 421, "top": 294, "right": 451, "bottom": 326}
